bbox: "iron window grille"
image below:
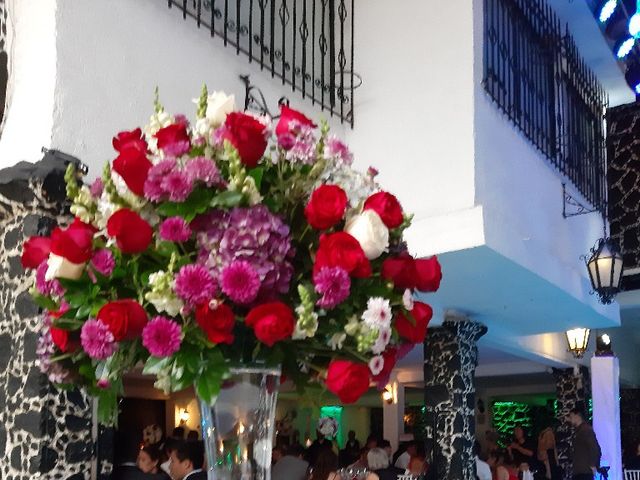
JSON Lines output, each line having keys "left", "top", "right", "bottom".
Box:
{"left": 168, "top": 0, "right": 357, "bottom": 127}
{"left": 483, "top": 0, "right": 608, "bottom": 213}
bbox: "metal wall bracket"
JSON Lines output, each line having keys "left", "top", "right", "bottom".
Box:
{"left": 240, "top": 75, "right": 289, "bottom": 119}
{"left": 562, "top": 183, "right": 598, "bottom": 218}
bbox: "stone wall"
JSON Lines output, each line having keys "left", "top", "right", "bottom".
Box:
{"left": 0, "top": 154, "right": 94, "bottom": 480}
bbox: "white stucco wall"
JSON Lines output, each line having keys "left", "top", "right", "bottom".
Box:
{"left": 0, "top": 0, "right": 57, "bottom": 168}
{"left": 51, "top": 0, "right": 345, "bottom": 179}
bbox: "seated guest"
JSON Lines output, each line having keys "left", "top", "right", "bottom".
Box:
{"left": 169, "top": 440, "right": 206, "bottom": 480}
{"left": 367, "top": 447, "right": 403, "bottom": 480}
{"left": 406, "top": 443, "right": 427, "bottom": 476}
{"left": 272, "top": 444, "right": 309, "bottom": 480}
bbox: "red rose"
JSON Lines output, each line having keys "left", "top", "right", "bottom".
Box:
{"left": 222, "top": 112, "right": 268, "bottom": 168}
{"left": 304, "top": 185, "right": 348, "bottom": 230}
{"left": 50, "top": 218, "right": 95, "bottom": 264}
{"left": 363, "top": 192, "right": 404, "bottom": 229}
{"left": 381, "top": 253, "right": 442, "bottom": 292}
{"left": 112, "top": 147, "right": 153, "bottom": 197}
{"left": 97, "top": 299, "right": 148, "bottom": 341}
{"left": 21, "top": 236, "right": 52, "bottom": 269}
{"left": 395, "top": 301, "right": 433, "bottom": 344}
{"left": 245, "top": 302, "right": 295, "bottom": 347}
{"left": 195, "top": 302, "right": 235, "bottom": 345}
{"left": 325, "top": 360, "right": 370, "bottom": 404}
{"left": 106, "top": 209, "right": 153, "bottom": 254}
{"left": 275, "top": 105, "right": 316, "bottom": 137}
{"left": 154, "top": 123, "right": 191, "bottom": 156}
{"left": 112, "top": 128, "right": 147, "bottom": 153}
{"left": 313, "top": 232, "right": 371, "bottom": 278}
{"left": 50, "top": 327, "right": 70, "bottom": 353}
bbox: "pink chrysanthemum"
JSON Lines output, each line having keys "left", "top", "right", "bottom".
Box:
{"left": 161, "top": 170, "right": 193, "bottom": 202}
{"left": 185, "top": 157, "right": 225, "bottom": 187}
{"left": 35, "top": 261, "right": 65, "bottom": 297}
{"left": 89, "top": 178, "right": 104, "bottom": 198}
{"left": 80, "top": 319, "right": 117, "bottom": 360}
{"left": 221, "top": 261, "right": 260, "bottom": 304}
{"left": 174, "top": 264, "right": 217, "bottom": 306}
{"left": 159, "top": 217, "right": 192, "bottom": 242}
{"left": 91, "top": 249, "right": 115, "bottom": 276}
{"left": 142, "top": 316, "right": 182, "bottom": 357}
{"left": 313, "top": 266, "right": 351, "bottom": 309}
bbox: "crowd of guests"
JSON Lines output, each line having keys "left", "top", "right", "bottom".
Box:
{"left": 112, "top": 426, "right": 205, "bottom": 480}
{"left": 477, "top": 409, "right": 601, "bottom": 480}
{"left": 272, "top": 430, "right": 430, "bottom": 480}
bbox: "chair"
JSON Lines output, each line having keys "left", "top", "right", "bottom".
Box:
{"left": 624, "top": 470, "right": 640, "bottom": 480}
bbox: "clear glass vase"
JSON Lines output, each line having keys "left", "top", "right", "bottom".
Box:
{"left": 199, "top": 365, "right": 281, "bottom": 480}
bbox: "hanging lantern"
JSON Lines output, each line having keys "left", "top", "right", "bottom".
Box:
{"left": 585, "top": 237, "right": 624, "bottom": 304}
{"left": 565, "top": 328, "right": 591, "bottom": 359}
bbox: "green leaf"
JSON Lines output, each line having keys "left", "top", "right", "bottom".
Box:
{"left": 210, "top": 190, "right": 244, "bottom": 209}
{"left": 97, "top": 387, "right": 119, "bottom": 426}
{"left": 143, "top": 356, "right": 172, "bottom": 375}
{"left": 157, "top": 189, "right": 215, "bottom": 221}
{"left": 248, "top": 166, "right": 265, "bottom": 190}
{"left": 31, "top": 293, "right": 58, "bottom": 311}
{"left": 52, "top": 317, "right": 84, "bottom": 330}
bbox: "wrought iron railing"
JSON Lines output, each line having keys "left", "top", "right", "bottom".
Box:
{"left": 168, "top": 0, "right": 357, "bottom": 126}
{"left": 483, "top": 0, "right": 608, "bottom": 212}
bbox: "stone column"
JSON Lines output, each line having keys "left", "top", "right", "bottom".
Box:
{"left": 423, "top": 315, "right": 487, "bottom": 480}
{"left": 553, "top": 366, "right": 591, "bottom": 480}
{"left": 0, "top": 153, "right": 94, "bottom": 480}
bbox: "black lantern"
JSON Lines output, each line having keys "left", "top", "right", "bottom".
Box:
{"left": 585, "top": 237, "right": 624, "bottom": 304}
{"left": 565, "top": 328, "right": 591, "bottom": 359}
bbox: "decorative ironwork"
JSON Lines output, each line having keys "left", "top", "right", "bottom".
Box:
{"left": 168, "top": 0, "right": 358, "bottom": 126}
{"left": 240, "top": 74, "right": 289, "bottom": 118}
{"left": 483, "top": 0, "right": 608, "bottom": 214}
{"left": 562, "top": 183, "right": 597, "bottom": 218}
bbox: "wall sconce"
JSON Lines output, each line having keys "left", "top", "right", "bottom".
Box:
{"left": 381, "top": 386, "right": 394, "bottom": 405}
{"left": 179, "top": 408, "right": 190, "bottom": 425}
{"left": 585, "top": 237, "right": 624, "bottom": 305}
{"left": 565, "top": 328, "right": 591, "bottom": 359}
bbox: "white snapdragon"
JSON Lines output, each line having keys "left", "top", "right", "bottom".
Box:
{"left": 145, "top": 271, "right": 184, "bottom": 317}
{"left": 327, "top": 332, "right": 347, "bottom": 351}
{"left": 403, "top": 289, "right": 415, "bottom": 310}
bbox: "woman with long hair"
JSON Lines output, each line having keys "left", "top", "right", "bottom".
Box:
{"left": 537, "top": 427, "right": 560, "bottom": 480}
{"left": 137, "top": 443, "right": 169, "bottom": 478}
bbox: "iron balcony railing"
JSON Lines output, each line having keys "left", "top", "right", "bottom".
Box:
{"left": 168, "top": 0, "right": 357, "bottom": 126}
{"left": 483, "top": 0, "right": 608, "bottom": 213}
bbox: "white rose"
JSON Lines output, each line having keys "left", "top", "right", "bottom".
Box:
{"left": 45, "top": 254, "right": 85, "bottom": 281}
{"left": 344, "top": 210, "right": 389, "bottom": 259}
{"left": 206, "top": 91, "right": 235, "bottom": 127}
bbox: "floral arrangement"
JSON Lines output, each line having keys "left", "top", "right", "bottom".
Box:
{"left": 317, "top": 417, "right": 339, "bottom": 438}
{"left": 21, "top": 87, "right": 442, "bottom": 423}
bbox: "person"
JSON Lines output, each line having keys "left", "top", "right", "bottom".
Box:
{"left": 366, "top": 435, "right": 378, "bottom": 449}
{"left": 394, "top": 441, "right": 416, "bottom": 470}
{"left": 272, "top": 444, "right": 309, "bottom": 480}
{"left": 306, "top": 430, "right": 333, "bottom": 466}
{"left": 143, "top": 424, "right": 164, "bottom": 447}
{"left": 537, "top": 427, "right": 561, "bottom": 480}
{"left": 112, "top": 432, "right": 151, "bottom": 480}
{"left": 367, "top": 447, "right": 403, "bottom": 480}
{"left": 474, "top": 441, "right": 492, "bottom": 480}
{"left": 310, "top": 449, "right": 340, "bottom": 480}
{"left": 508, "top": 426, "right": 535, "bottom": 471}
{"left": 348, "top": 448, "right": 369, "bottom": 470}
{"left": 406, "top": 442, "right": 427, "bottom": 477}
{"left": 272, "top": 444, "right": 285, "bottom": 465}
{"left": 568, "top": 408, "right": 601, "bottom": 480}
{"left": 186, "top": 430, "right": 199, "bottom": 441}
{"left": 160, "top": 437, "right": 181, "bottom": 476}
{"left": 169, "top": 440, "right": 206, "bottom": 480}
{"left": 626, "top": 440, "right": 640, "bottom": 470}
{"left": 380, "top": 440, "right": 392, "bottom": 462}
{"left": 488, "top": 451, "right": 518, "bottom": 480}
{"left": 344, "top": 430, "right": 361, "bottom": 465}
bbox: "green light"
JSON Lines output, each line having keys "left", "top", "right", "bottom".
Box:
{"left": 320, "top": 405, "right": 344, "bottom": 448}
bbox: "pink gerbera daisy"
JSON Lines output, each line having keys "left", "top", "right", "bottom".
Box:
{"left": 174, "top": 264, "right": 217, "bottom": 306}
{"left": 142, "top": 316, "right": 182, "bottom": 357}
{"left": 221, "top": 261, "right": 261, "bottom": 304}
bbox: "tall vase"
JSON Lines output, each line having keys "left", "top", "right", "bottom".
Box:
{"left": 199, "top": 365, "right": 281, "bottom": 480}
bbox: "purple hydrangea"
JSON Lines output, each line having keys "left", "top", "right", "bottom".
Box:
{"left": 159, "top": 217, "right": 192, "bottom": 242}
{"left": 36, "top": 315, "right": 70, "bottom": 384}
{"left": 195, "top": 205, "right": 294, "bottom": 300}
{"left": 313, "top": 266, "right": 351, "bottom": 309}
{"left": 323, "top": 136, "right": 353, "bottom": 165}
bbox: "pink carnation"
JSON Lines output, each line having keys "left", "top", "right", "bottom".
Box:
{"left": 142, "top": 316, "right": 182, "bottom": 357}
{"left": 185, "top": 157, "right": 225, "bottom": 187}
{"left": 91, "top": 249, "right": 115, "bottom": 276}
{"left": 313, "top": 266, "right": 351, "bottom": 309}
{"left": 159, "top": 217, "right": 192, "bottom": 242}
{"left": 35, "top": 261, "right": 65, "bottom": 297}
{"left": 80, "top": 319, "right": 117, "bottom": 360}
{"left": 221, "top": 261, "right": 260, "bottom": 304}
{"left": 174, "top": 264, "right": 217, "bottom": 306}
{"left": 161, "top": 171, "right": 193, "bottom": 202}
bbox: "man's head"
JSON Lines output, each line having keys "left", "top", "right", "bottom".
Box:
{"left": 514, "top": 426, "right": 525, "bottom": 441}
{"left": 406, "top": 441, "right": 418, "bottom": 457}
{"left": 288, "top": 444, "right": 305, "bottom": 458}
{"left": 568, "top": 408, "right": 585, "bottom": 427}
{"left": 169, "top": 441, "right": 204, "bottom": 480}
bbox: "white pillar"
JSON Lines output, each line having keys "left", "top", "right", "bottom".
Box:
{"left": 382, "top": 375, "right": 405, "bottom": 454}
{"left": 590, "top": 356, "right": 622, "bottom": 480}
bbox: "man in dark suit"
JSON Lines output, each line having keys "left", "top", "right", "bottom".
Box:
{"left": 111, "top": 432, "right": 164, "bottom": 480}
{"left": 169, "top": 440, "right": 207, "bottom": 480}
